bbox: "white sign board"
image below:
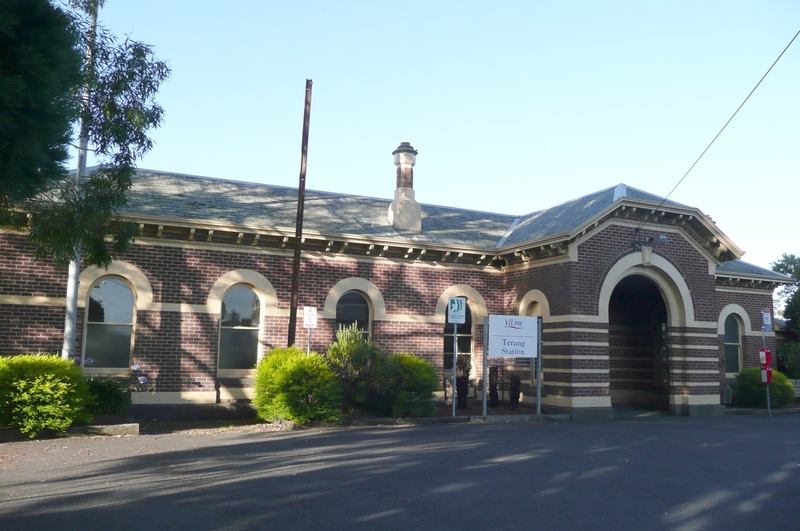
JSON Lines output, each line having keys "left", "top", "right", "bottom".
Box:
{"left": 762, "top": 308, "right": 772, "bottom": 332}
{"left": 487, "top": 315, "right": 539, "bottom": 358}
{"left": 448, "top": 297, "right": 466, "bottom": 324}
{"left": 303, "top": 306, "right": 317, "bottom": 328}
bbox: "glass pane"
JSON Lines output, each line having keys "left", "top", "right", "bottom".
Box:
{"left": 85, "top": 324, "right": 132, "bottom": 368}
{"left": 443, "top": 353, "right": 471, "bottom": 371}
{"left": 336, "top": 292, "right": 370, "bottom": 331}
{"left": 88, "top": 278, "right": 134, "bottom": 324}
{"left": 443, "top": 350, "right": 454, "bottom": 370}
{"left": 222, "top": 286, "right": 260, "bottom": 327}
{"left": 443, "top": 332, "right": 472, "bottom": 354}
{"left": 724, "top": 316, "right": 740, "bottom": 344}
{"left": 725, "top": 345, "right": 740, "bottom": 373}
{"left": 219, "top": 328, "right": 258, "bottom": 369}
{"left": 457, "top": 335, "right": 472, "bottom": 353}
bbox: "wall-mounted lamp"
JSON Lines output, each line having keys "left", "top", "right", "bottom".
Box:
{"left": 631, "top": 228, "right": 668, "bottom": 251}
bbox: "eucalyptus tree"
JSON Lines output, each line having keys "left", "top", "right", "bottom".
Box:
{"left": 1, "top": 0, "right": 170, "bottom": 359}
{"left": 772, "top": 253, "right": 799, "bottom": 336}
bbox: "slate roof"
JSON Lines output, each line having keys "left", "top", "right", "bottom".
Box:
{"left": 716, "top": 260, "right": 793, "bottom": 281}
{"left": 123, "top": 170, "right": 783, "bottom": 277}
{"left": 124, "top": 171, "right": 691, "bottom": 252}
{"left": 123, "top": 170, "right": 516, "bottom": 249}
{"left": 501, "top": 184, "right": 684, "bottom": 247}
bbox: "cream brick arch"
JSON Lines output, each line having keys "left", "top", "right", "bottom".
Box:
{"left": 321, "top": 277, "right": 387, "bottom": 320}
{"left": 79, "top": 261, "right": 152, "bottom": 308}
{"left": 718, "top": 303, "right": 753, "bottom": 335}
{"left": 207, "top": 269, "right": 279, "bottom": 316}
{"left": 519, "top": 289, "right": 551, "bottom": 319}
{"left": 435, "top": 285, "right": 488, "bottom": 322}
{"left": 598, "top": 252, "right": 695, "bottom": 327}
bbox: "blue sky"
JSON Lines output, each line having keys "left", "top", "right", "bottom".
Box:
{"left": 82, "top": 1, "right": 799, "bottom": 271}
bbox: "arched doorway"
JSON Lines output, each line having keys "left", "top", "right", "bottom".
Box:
{"left": 608, "top": 275, "right": 669, "bottom": 410}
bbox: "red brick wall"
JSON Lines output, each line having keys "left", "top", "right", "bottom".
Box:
{"left": 0, "top": 233, "right": 506, "bottom": 391}
{"left": 0, "top": 304, "right": 65, "bottom": 354}
{"left": 0, "top": 225, "right": 778, "bottom": 402}
{"left": 0, "top": 234, "right": 68, "bottom": 297}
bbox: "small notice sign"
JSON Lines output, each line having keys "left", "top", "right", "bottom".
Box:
{"left": 303, "top": 306, "right": 317, "bottom": 328}
{"left": 762, "top": 309, "right": 772, "bottom": 332}
{"left": 487, "top": 315, "right": 539, "bottom": 358}
{"left": 448, "top": 297, "right": 466, "bottom": 324}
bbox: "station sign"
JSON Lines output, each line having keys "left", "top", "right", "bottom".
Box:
{"left": 487, "top": 315, "right": 539, "bottom": 358}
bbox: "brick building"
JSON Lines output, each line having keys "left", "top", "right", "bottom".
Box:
{"left": 0, "top": 142, "right": 791, "bottom": 419}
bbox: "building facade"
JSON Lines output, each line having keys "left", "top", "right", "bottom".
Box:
{"left": 0, "top": 143, "right": 790, "bottom": 419}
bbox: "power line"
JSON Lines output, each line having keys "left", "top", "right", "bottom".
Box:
{"left": 640, "top": 29, "right": 800, "bottom": 231}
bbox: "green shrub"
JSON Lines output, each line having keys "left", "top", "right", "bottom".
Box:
{"left": 326, "top": 325, "right": 389, "bottom": 413}
{"left": 85, "top": 376, "right": 132, "bottom": 416}
{"left": 386, "top": 353, "right": 438, "bottom": 418}
{"left": 0, "top": 354, "right": 92, "bottom": 437}
{"left": 776, "top": 342, "right": 800, "bottom": 379}
{"left": 732, "top": 367, "right": 796, "bottom": 407}
{"left": 254, "top": 347, "right": 341, "bottom": 424}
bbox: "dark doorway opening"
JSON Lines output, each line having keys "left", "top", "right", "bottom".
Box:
{"left": 608, "top": 275, "right": 669, "bottom": 410}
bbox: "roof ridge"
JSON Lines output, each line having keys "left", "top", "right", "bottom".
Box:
{"left": 496, "top": 217, "right": 522, "bottom": 248}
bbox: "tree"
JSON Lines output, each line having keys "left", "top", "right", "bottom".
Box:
{"left": 771, "top": 253, "right": 799, "bottom": 296}
{"left": 0, "top": 0, "right": 81, "bottom": 215}
{"left": 784, "top": 291, "right": 800, "bottom": 338}
{"left": 771, "top": 253, "right": 799, "bottom": 320}
{"left": 1, "top": 1, "right": 170, "bottom": 358}
{"left": 22, "top": 0, "right": 171, "bottom": 268}
{"left": 1, "top": 1, "right": 169, "bottom": 267}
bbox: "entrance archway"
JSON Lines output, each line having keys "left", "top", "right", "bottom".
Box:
{"left": 608, "top": 275, "right": 669, "bottom": 410}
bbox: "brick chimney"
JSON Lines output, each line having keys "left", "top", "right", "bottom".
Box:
{"left": 388, "top": 142, "right": 422, "bottom": 232}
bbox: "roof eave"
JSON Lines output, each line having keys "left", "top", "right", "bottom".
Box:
{"left": 715, "top": 271, "right": 795, "bottom": 284}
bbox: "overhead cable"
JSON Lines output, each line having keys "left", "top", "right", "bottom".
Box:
{"left": 639, "top": 29, "right": 800, "bottom": 230}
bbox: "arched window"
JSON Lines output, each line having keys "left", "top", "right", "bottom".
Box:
{"left": 724, "top": 315, "right": 742, "bottom": 373}
{"left": 84, "top": 277, "right": 135, "bottom": 369}
{"left": 219, "top": 285, "right": 260, "bottom": 371}
{"left": 443, "top": 303, "right": 472, "bottom": 370}
{"left": 335, "top": 292, "right": 371, "bottom": 337}
{"left": 524, "top": 301, "right": 542, "bottom": 317}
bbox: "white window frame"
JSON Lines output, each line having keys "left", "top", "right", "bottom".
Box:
{"left": 217, "top": 284, "right": 262, "bottom": 377}
{"left": 81, "top": 276, "right": 136, "bottom": 377}
{"left": 334, "top": 290, "right": 373, "bottom": 339}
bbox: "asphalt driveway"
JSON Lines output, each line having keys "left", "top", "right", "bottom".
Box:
{"left": 1, "top": 412, "right": 799, "bottom": 531}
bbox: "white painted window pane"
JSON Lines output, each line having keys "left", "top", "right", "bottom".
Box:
{"left": 221, "top": 286, "right": 260, "bottom": 327}
{"left": 219, "top": 328, "right": 258, "bottom": 369}
{"left": 724, "top": 316, "right": 740, "bottom": 344}
{"left": 85, "top": 324, "right": 132, "bottom": 368}
{"left": 88, "top": 279, "right": 134, "bottom": 324}
{"left": 336, "top": 292, "right": 370, "bottom": 332}
{"left": 724, "top": 345, "right": 740, "bottom": 373}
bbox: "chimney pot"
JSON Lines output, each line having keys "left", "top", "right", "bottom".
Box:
{"left": 388, "top": 142, "right": 422, "bottom": 233}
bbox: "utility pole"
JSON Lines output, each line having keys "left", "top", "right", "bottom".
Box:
{"left": 287, "top": 79, "right": 313, "bottom": 347}
{"left": 62, "top": 1, "right": 99, "bottom": 361}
